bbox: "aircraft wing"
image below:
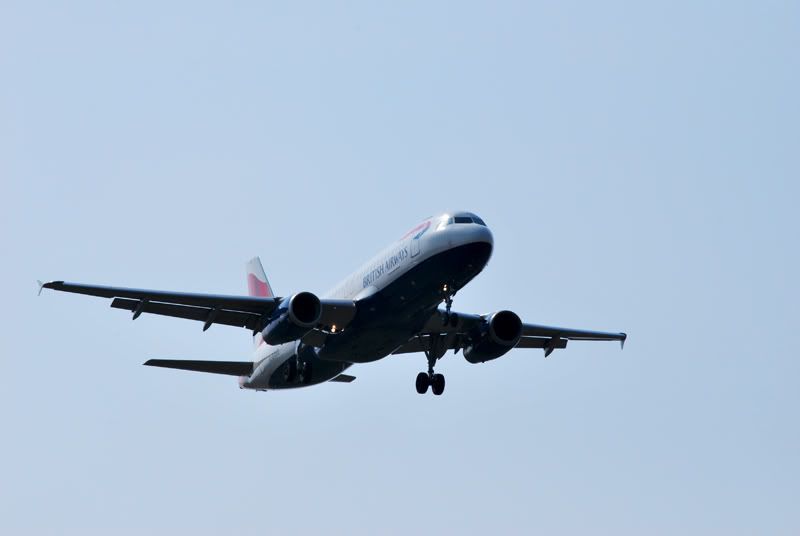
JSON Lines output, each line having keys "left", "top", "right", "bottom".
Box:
{"left": 40, "top": 281, "right": 356, "bottom": 334}
{"left": 144, "top": 359, "right": 253, "bottom": 376}
{"left": 393, "top": 309, "right": 625, "bottom": 357}
{"left": 519, "top": 323, "right": 627, "bottom": 343}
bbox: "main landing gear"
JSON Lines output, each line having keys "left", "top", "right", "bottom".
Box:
{"left": 415, "top": 364, "right": 445, "bottom": 396}
{"left": 416, "top": 331, "right": 448, "bottom": 396}
{"left": 415, "top": 285, "right": 456, "bottom": 396}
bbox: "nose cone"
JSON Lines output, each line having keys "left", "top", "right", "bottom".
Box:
{"left": 474, "top": 222, "right": 494, "bottom": 247}
{"left": 430, "top": 211, "right": 494, "bottom": 262}
{"left": 453, "top": 214, "right": 493, "bottom": 246}
{"left": 446, "top": 218, "right": 493, "bottom": 266}
{"left": 443, "top": 220, "right": 493, "bottom": 284}
{"left": 470, "top": 223, "right": 494, "bottom": 266}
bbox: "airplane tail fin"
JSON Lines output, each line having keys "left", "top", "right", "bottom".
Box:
{"left": 246, "top": 257, "right": 274, "bottom": 348}
{"left": 246, "top": 257, "right": 274, "bottom": 298}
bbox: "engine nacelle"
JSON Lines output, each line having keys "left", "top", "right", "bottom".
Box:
{"left": 463, "top": 310, "right": 522, "bottom": 364}
{"left": 261, "top": 292, "right": 322, "bottom": 345}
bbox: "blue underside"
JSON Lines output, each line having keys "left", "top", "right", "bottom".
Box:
{"left": 267, "top": 241, "right": 493, "bottom": 388}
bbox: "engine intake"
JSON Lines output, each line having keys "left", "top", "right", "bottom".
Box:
{"left": 463, "top": 310, "right": 522, "bottom": 363}
{"left": 261, "top": 292, "right": 322, "bottom": 345}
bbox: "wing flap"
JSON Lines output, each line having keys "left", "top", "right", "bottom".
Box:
{"left": 111, "top": 298, "right": 259, "bottom": 330}
{"left": 391, "top": 336, "right": 568, "bottom": 355}
{"left": 515, "top": 337, "right": 568, "bottom": 350}
{"left": 144, "top": 359, "right": 253, "bottom": 376}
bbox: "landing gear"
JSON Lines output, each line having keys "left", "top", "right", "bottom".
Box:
{"left": 416, "top": 339, "right": 446, "bottom": 395}
{"left": 414, "top": 284, "right": 456, "bottom": 395}
{"left": 441, "top": 284, "right": 455, "bottom": 324}
{"left": 415, "top": 372, "right": 429, "bottom": 394}
{"left": 431, "top": 373, "right": 445, "bottom": 395}
{"left": 415, "top": 371, "right": 445, "bottom": 396}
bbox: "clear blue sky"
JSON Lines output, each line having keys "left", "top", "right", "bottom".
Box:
{"left": 2, "top": 1, "right": 798, "bottom": 533}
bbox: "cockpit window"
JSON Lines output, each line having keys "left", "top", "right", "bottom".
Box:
{"left": 437, "top": 213, "right": 486, "bottom": 229}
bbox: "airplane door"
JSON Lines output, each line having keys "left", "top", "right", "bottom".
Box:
{"left": 410, "top": 235, "right": 420, "bottom": 258}
{"left": 406, "top": 220, "right": 429, "bottom": 259}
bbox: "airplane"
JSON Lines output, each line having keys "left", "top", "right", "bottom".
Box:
{"left": 39, "top": 211, "right": 626, "bottom": 396}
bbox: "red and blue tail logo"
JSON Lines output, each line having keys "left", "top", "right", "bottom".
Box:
{"left": 247, "top": 273, "right": 272, "bottom": 298}
{"left": 246, "top": 257, "right": 274, "bottom": 298}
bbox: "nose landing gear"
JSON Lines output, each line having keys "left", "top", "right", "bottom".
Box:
{"left": 441, "top": 284, "right": 455, "bottom": 324}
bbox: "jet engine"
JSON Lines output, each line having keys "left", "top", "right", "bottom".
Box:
{"left": 463, "top": 310, "right": 522, "bottom": 363}
{"left": 261, "top": 292, "right": 322, "bottom": 345}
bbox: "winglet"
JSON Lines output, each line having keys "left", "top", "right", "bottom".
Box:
{"left": 620, "top": 333, "right": 627, "bottom": 350}
{"left": 38, "top": 280, "right": 62, "bottom": 293}
{"left": 37, "top": 280, "right": 45, "bottom": 296}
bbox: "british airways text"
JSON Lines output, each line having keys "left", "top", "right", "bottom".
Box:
{"left": 363, "top": 247, "right": 409, "bottom": 288}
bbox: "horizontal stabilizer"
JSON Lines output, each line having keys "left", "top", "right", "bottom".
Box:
{"left": 144, "top": 359, "right": 253, "bottom": 376}
{"left": 330, "top": 374, "right": 356, "bottom": 383}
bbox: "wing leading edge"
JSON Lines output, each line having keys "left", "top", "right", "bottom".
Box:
{"left": 41, "top": 281, "right": 278, "bottom": 312}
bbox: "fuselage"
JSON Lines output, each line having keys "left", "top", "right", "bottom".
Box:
{"left": 241, "top": 212, "right": 494, "bottom": 390}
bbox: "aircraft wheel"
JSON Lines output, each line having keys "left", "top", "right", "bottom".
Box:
{"left": 415, "top": 372, "right": 430, "bottom": 394}
{"left": 431, "top": 373, "right": 445, "bottom": 396}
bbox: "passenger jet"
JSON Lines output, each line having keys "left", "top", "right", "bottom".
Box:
{"left": 40, "top": 211, "right": 626, "bottom": 395}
